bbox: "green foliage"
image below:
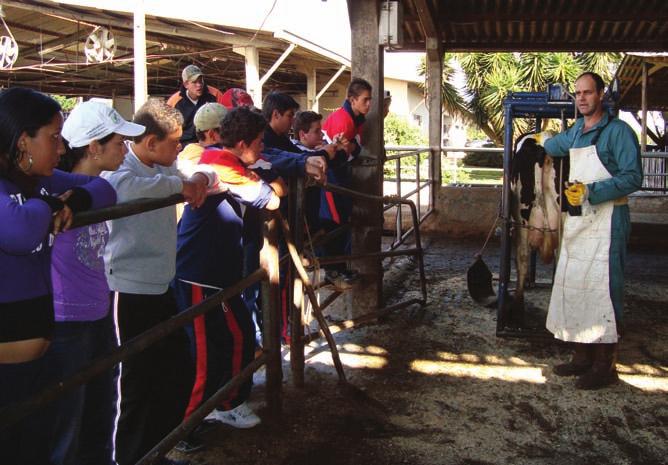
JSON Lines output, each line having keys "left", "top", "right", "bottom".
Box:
{"left": 383, "top": 113, "right": 426, "bottom": 146}
{"left": 463, "top": 147, "right": 503, "bottom": 168}
{"left": 51, "top": 95, "right": 77, "bottom": 112}
{"left": 420, "top": 52, "right": 623, "bottom": 146}
{"left": 466, "top": 126, "right": 487, "bottom": 141}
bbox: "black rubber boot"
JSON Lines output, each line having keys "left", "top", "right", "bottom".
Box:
{"left": 575, "top": 343, "right": 619, "bottom": 390}
{"left": 553, "top": 343, "right": 593, "bottom": 376}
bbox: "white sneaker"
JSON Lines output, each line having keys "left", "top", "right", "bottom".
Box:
{"left": 204, "top": 402, "right": 261, "bottom": 429}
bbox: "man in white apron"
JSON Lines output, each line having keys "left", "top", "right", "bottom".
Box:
{"left": 542, "top": 72, "right": 643, "bottom": 390}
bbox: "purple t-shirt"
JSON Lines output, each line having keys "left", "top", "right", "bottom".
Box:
{"left": 0, "top": 171, "right": 116, "bottom": 304}
{"left": 51, "top": 222, "right": 111, "bottom": 322}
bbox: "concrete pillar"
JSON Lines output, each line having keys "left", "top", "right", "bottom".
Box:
{"left": 426, "top": 38, "right": 443, "bottom": 207}
{"left": 234, "top": 46, "right": 262, "bottom": 108}
{"left": 305, "top": 65, "right": 317, "bottom": 111}
{"left": 347, "top": 0, "right": 384, "bottom": 315}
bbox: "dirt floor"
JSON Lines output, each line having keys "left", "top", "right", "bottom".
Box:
{"left": 173, "top": 236, "right": 668, "bottom": 465}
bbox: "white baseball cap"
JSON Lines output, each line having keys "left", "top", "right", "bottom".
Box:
{"left": 62, "top": 100, "right": 146, "bottom": 148}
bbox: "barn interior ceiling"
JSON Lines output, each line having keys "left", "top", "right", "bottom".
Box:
{"left": 401, "top": 0, "right": 668, "bottom": 52}
{"left": 1, "top": 1, "right": 668, "bottom": 98}
{"left": 0, "top": 1, "right": 348, "bottom": 97}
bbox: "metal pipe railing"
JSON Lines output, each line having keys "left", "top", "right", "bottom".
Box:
{"left": 3, "top": 150, "right": 436, "bottom": 462}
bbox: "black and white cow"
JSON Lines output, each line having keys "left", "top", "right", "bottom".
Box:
{"left": 510, "top": 134, "right": 568, "bottom": 307}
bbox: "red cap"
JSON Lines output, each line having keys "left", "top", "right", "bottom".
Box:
{"left": 221, "top": 88, "right": 254, "bottom": 109}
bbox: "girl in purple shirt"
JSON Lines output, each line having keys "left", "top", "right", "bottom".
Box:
{"left": 0, "top": 89, "right": 117, "bottom": 464}
{"left": 44, "top": 100, "right": 145, "bottom": 465}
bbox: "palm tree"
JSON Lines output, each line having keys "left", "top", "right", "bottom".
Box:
{"left": 421, "top": 52, "right": 623, "bottom": 145}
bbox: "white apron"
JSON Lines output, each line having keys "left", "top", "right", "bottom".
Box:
{"left": 546, "top": 143, "right": 618, "bottom": 343}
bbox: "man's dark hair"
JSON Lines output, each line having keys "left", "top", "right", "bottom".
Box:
{"left": 293, "top": 111, "right": 322, "bottom": 136}
{"left": 576, "top": 72, "right": 605, "bottom": 93}
{"left": 133, "top": 98, "right": 183, "bottom": 142}
{"left": 195, "top": 128, "right": 218, "bottom": 143}
{"left": 220, "top": 107, "right": 267, "bottom": 147}
{"left": 347, "top": 78, "right": 372, "bottom": 98}
{"left": 262, "top": 92, "right": 299, "bottom": 122}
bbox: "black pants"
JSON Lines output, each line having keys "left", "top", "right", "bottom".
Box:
{"left": 113, "top": 290, "right": 194, "bottom": 465}
{"left": 173, "top": 282, "right": 255, "bottom": 415}
{"left": 318, "top": 219, "right": 351, "bottom": 274}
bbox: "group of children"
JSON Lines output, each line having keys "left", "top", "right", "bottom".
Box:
{"left": 0, "top": 76, "right": 373, "bottom": 465}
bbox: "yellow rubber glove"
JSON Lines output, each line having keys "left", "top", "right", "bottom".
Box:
{"left": 565, "top": 182, "right": 586, "bottom": 206}
{"left": 535, "top": 131, "right": 554, "bottom": 146}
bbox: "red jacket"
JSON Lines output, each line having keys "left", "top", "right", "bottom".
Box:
{"left": 322, "top": 100, "right": 364, "bottom": 148}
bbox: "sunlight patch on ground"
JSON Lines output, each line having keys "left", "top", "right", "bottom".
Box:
{"left": 306, "top": 349, "right": 389, "bottom": 369}
{"left": 618, "top": 363, "right": 668, "bottom": 392}
{"left": 341, "top": 343, "right": 389, "bottom": 355}
{"left": 409, "top": 351, "right": 547, "bottom": 383}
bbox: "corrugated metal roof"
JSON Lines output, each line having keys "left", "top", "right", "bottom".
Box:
{"left": 615, "top": 53, "right": 668, "bottom": 112}
{"left": 400, "top": 0, "right": 668, "bottom": 52}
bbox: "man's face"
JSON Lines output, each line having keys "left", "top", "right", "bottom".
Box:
{"left": 184, "top": 76, "right": 204, "bottom": 100}
{"left": 574, "top": 75, "right": 603, "bottom": 118}
{"left": 300, "top": 120, "right": 324, "bottom": 149}
{"left": 150, "top": 128, "right": 183, "bottom": 166}
{"left": 272, "top": 108, "right": 296, "bottom": 136}
{"left": 350, "top": 90, "right": 372, "bottom": 116}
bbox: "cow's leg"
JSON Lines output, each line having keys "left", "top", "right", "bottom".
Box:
{"left": 539, "top": 156, "right": 561, "bottom": 264}
{"left": 512, "top": 216, "right": 530, "bottom": 327}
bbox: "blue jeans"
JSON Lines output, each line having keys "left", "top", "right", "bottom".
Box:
{"left": 0, "top": 355, "right": 52, "bottom": 465}
{"left": 43, "top": 312, "right": 119, "bottom": 465}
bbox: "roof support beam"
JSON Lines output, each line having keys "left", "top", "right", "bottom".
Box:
{"left": 259, "top": 43, "right": 296, "bottom": 87}
{"left": 413, "top": 0, "right": 439, "bottom": 40}
{"left": 314, "top": 65, "right": 347, "bottom": 110}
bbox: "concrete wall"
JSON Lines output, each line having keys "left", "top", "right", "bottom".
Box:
{"left": 421, "top": 186, "right": 502, "bottom": 238}
{"left": 417, "top": 186, "right": 668, "bottom": 243}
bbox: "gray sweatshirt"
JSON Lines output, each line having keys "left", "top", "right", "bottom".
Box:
{"left": 102, "top": 142, "right": 216, "bottom": 294}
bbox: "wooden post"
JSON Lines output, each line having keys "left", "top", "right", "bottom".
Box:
{"left": 260, "top": 214, "right": 282, "bottom": 417}
{"left": 133, "top": 0, "right": 147, "bottom": 112}
{"left": 641, "top": 61, "right": 648, "bottom": 153}
{"left": 347, "top": 0, "right": 384, "bottom": 315}
{"left": 288, "top": 178, "right": 305, "bottom": 387}
{"left": 426, "top": 38, "right": 442, "bottom": 211}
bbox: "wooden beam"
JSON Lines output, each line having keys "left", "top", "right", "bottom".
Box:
{"left": 641, "top": 62, "right": 648, "bottom": 152}
{"left": 393, "top": 40, "right": 668, "bottom": 52}
{"left": 314, "top": 65, "right": 347, "bottom": 110}
{"left": 413, "top": 0, "right": 439, "bottom": 39}
{"left": 259, "top": 43, "right": 296, "bottom": 87}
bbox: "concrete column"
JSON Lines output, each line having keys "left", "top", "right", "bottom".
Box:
{"left": 347, "top": 0, "right": 384, "bottom": 315}
{"left": 133, "top": 0, "right": 147, "bottom": 112}
{"left": 426, "top": 38, "right": 443, "bottom": 207}
{"left": 305, "top": 65, "right": 317, "bottom": 111}
{"left": 234, "top": 46, "right": 261, "bottom": 108}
